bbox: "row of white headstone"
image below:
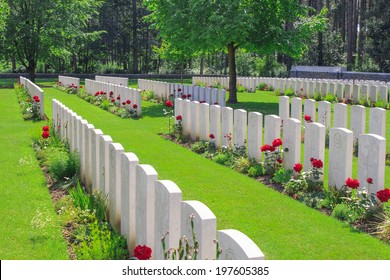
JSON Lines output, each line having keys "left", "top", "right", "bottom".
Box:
{"left": 19, "top": 76, "right": 45, "bottom": 119}
{"left": 51, "top": 99, "right": 265, "bottom": 260}
{"left": 95, "top": 75, "right": 129, "bottom": 86}
{"left": 193, "top": 76, "right": 390, "bottom": 102}
{"left": 85, "top": 79, "right": 142, "bottom": 117}
{"left": 278, "top": 96, "right": 386, "bottom": 141}
{"left": 138, "top": 79, "right": 227, "bottom": 107}
{"left": 58, "top": 76, "right": 80, "bottom": 88}
{"left": 174, "top": 98, "right": 386, "bottom": 194}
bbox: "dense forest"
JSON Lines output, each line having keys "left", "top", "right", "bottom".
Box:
{"left": 0, "top": 0, "right": 389, "bottom": 77}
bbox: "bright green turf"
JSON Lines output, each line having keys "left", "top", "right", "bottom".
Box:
{"left": 42, "top": 87, "right": 390, "bottom": 260}
{"left": 0, "top": 89, "right": 69, "bottom": 260}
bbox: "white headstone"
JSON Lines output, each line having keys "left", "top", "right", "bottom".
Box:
{"left": 283, "top": 118, "right": 301, "bottom": 171}
{"left": 264, "top": 115, "right": 281, "bottom": 146}
{"left": 233, "top": 109, "right": 247, "bottom": 148}
{"left": 108, "top": 143, "right": 124, "bottom": 232}
{"left": 369, "top": 107, "right": 386, "bottom": 137}
{"left": 318, "top": 101, "right": 331, "bottom": 128}
{"left": 350, "top": 105, "right": 366, "bottom": 142}
{"left": 199, "top": 103, "right": 210, "bottom": 141}
{"left": 279, "top": 96, "right": 290, "bottom": 119}
{"left": 333, "top": 103, "right": 348, "bottom": 128}
{"left": 304, "top": 123, "right": 325, "bottom": 173}
{"left": 209, "top": 105, "right": 222, "bottom": 148}
{"left": 328, "top": 128, "right": 353, "bottom": 189}
{"left": 221, "top": 107, "right": 234, "bottom": 147}
{"left": 136, "top": 164, "right": 158, "bottom": 257}
{"left": 154, "top": 180, "right": 182, "bottom": 261}
{"left": 120, "top": 152, "right": 139, "bottom": 253}
{"left": 247, "top": 112, "right": 263, "bottom": 162}
{"left": 291, "top": 97, "right": 302, "bottom": 122}
{"left": 98, "top": 135, "right": 113, "bottom": 195}
{"left": 190, "top": 101, "right": 200, "bottom": 141}
{"left": 181, "top": 201, "right": 217, "bottom": 260}
{"left": 358, "top": 134, "right": 386, "bottom": 194}
{"left": 304, "top": 99, "right": 316, "bottom": 123}
{"left": 218, "top": 230, "right": 265, "bottom": 260}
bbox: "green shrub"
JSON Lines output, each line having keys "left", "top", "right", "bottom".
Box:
{"left": 285, "top": 88, "right": 295, "bottom": 97}
{"left": 191, "top": 141, "right": 209, "bottom": 154}
{"left": 72, "top": 220, "right": 128, "bottom": 260}
{"left": 85, "top": 95, "right": 94, "bottom": 103}
{"left": 375, "top": 99, "right": 388, "bottom": 109}
{"left": 284, "top": 177, "right": 309, "bottom": 196}
{"left": 274, "top": 88, "right": 281, "bottom": 96}
{"left": 47, "top": 150, "right": 79, "bottom": 181}
{"left": 325, "top": 94, "right": 336, "bottom": 103}
{"left": 314, "top": 92, "right": 322, "bottom": 101}
{"left": 268, "top": 85, "right": 274, "bottom": 91}
{"left": 233, "top": 157, "right": 251, "bottom": 174}
{"left": 298, "top": 192, "right": 325, "bottom": 209}
{"left": 375, "top": 213, "right": 390, "bottom": 243}
{"left": 142, "top": 90, "right": 157, "bottom": 101}
{"left": 272, "top": 168, "right": 293, "bottom": 184}
{"left": 247, "top": 163, "right": 264, "bottom": 177}
{"left": 331, "top": 204, "right": 359, "bottom": 223}
{"left": 69, "top": 182, "right": 108, "bottom": 222}
{"left": 100, "top": 99, "right": 110, "bottom": 111}
{"left": 213, "top": 152, "right": 234, "bottom": 166}
{"left": 237, "top": 84, "right": 246, "bottom": 92}
{"left": 258, "top": 82, "right": 267, "bottom": 91}
{"left": 359, "top": 98, "right": 370, "bottom": 107}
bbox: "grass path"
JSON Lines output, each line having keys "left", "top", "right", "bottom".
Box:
{"left": 0, "top": 89, "right": 68, "bottom": 259}
{"left": 43, "top": 88, "right": 390, "bottom": 260}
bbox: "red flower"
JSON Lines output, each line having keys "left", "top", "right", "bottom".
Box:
{"left": 100, "top": 91, "right": 105, "bottom": 95}
{"left": 122, "top": 102, "right": 126, "bottom": 106}
{"left": 133, "top": 104, "right": 138, "bottom": 109}
{"left": 214, "top": 102, "right": 219, "bottom": 105}
{"left": 272, "top": 138, "right": 283, "bottom": 148}
{"left": 209, "top": 133, "right": 215, "bottom": 139}
{"left": 376, "top": 189, "right": 390, "bottom": 203}
{"left": 367, "top": 178, "right": 373, "bottom": 184}
{"left": 304, "top": 115, "right": 312, "bottom": 122}
{"left": 182, "top": 94, "right": 187, "bottom": 99}
{"left": 42, "top": 131, "right": 50, "bottom": 139}
{"left": 269, "top": 145, "right": 276, "bottom": 152}
{"left": 187, "top": 94, "right": 192, "bottom": 98}
{"left": 117, "top": 96, "right": 121, "bottom": 100}
{"left": 109, "top": 91, "right": 113, "bottom": 96}
{"left": 111, "top": 98, "right": 115, "bottom": 103}
{"left": 311, "top": 159, "right": 323, "bottom": 169}
{"left": 277, "top": 158, "right": 283, "bottom": 164}
{"left": 176, "top": 115, "right": 182, "bottom": 121}
{"left": 293, "top": 163, "right": 303, "bottom": 173}
{"left": 177, "top": 88, "right": 182, "bottom": 92}
{"left": 260, "top": 144, "right": 272, "bottom": 152}
{"left": 42, "top": 126, "right": 50, "bottom": 132}
{"left": 345, "top": 177, "right": 360, "bottom": 189}
{"left": 33, "top": 95, "right": 40, "bottom": 102}
{"left": 134, "top": 245, "right": 152, "bottom": 260}
{"left": 95, "top": 92, "right": 99, "bottom": 96}
{"left": 165, "top": 100, "right": 173, "bottom": 107}
{"left": 126, "top": 100, "right": 131, "bottom": 104}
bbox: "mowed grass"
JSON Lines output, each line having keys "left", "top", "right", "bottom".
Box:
{"left": 0, "top": 89, "right": 68, "bottom": 259}
{"left": 43, "top": 87, "right": 390, "bottom": 259}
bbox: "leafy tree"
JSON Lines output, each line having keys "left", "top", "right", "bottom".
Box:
{"left": 366, "top": 0, "right": 390, "bottom": 72}
{"left": 0, "top": 0, "right": 9, "bottom": 33}
{"left": 2, "top": 0, "right": 102, "bottom": 81}
{"left": 146, "top": 0, "right": 326, "bottom": 103}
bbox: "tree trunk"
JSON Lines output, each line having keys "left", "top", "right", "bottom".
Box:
{"left": 132, "top": 0, "right": 139, "bottom": 73}
{"left": 11, "top": 58, "right": 16, "bottom": 73}
{"left": 317, "top": 0, "right": 323, "bottom": 66}
{"left": 358, "top": 0, "right": 366, "bottom": 66}
{"left": 227, "top": 43, "right": 237, "bottom": 104}
{"left": 200, "top": 55, "right": 204, "bottom": 75}
{"left": 347, "top": 0, "right": 354, "bottom": 71}
{"left": 27, "top": 61, "right": 36, "bottom": 83}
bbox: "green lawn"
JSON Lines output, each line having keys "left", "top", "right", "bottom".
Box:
{"left": 0, "top": 89, "right": 69, "bottom": 259}
{"left": 42, "top": 87, "right": 390, "bottom": 260}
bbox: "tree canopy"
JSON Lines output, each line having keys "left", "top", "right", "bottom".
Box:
{"left": 0, "top": 0, "right": 9, "bottom": 33}
{"left": 146, "top": 0, "right": 327, "bottom": 102}
{"left": 2, "top": 0, "right": 103, "bottom": 81}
